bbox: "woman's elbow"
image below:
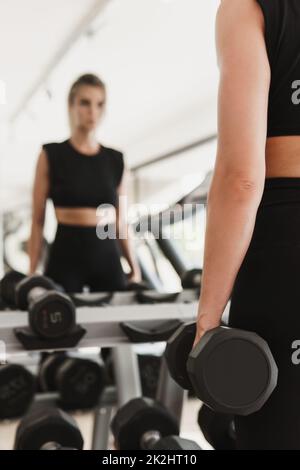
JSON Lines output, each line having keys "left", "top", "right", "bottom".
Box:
{"left": 209, "top": 171, "right": 265, "bottom": 204}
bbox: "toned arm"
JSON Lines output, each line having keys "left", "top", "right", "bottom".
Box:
{"left": 28, "top": 149, "right": 49, "bottom": 274}
{"left": 194, "top": 0, "right": 271, "bottom": 341}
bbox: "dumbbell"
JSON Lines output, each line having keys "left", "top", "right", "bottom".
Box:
{"left": 0, "top": 296, "right": 9, "bottom": 311}
{"left": 0, "top": 363, "right": 35, "bottom": 419}
{"left": 38, "top": 352, "right": 105, "bottom": 409}
{"left": 1, "top": 271, "right": 76, "bottom": 339}
{"left": 180, "top": 269, "right": 202, "bottom": 289}
{"left": 165, "top": 323, "right": 278, "bottom": 416}
{"left": 0, "top": 270, "right": 25, "bottom": 307}
{"left": 198, "top": 404, "right": 236, "bottom": 450}
{"left": 111, "top": 397, "right": 201, "bottom": 450}
{"left": 14, "top": 405, "right": 84, "bottom": 450}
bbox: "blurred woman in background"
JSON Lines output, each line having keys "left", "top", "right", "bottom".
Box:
{"left": 28, "top": 73, "right": 141, "bottom": 292}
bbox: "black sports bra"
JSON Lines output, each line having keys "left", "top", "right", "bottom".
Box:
{"left": 257, "top": 0, "right": 300, "bottom": 137}
{"left": 43, "top": 140, "right": 124, "bottom": 208}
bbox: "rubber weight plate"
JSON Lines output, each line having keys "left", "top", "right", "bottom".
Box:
{"left": 0, "top": 364, "right": 35, "bottom": 419}
{"left": 56, "top": 358, "right": 105, "bottom": 409}
{"left": 29, "top": 291, "right": 76, "bottom": 339}
{"left": 38, "top": 352, "right": 68, "bottom": 392}
{"left": 111, "top": 397, "right": 179, "bottom": 450}
{"left": 15, "top": 275, "right": 57, "bottom": 310}
{"left": 14, "top": 406, "right": 84, "bottom": 450}
{"left": 0, "top": 271, "right": 25, "bottom": 307}
{"left": 164, "top": 322, "right": 196, "bottom": 390}
{"left": 187, "top": 327, "right": 278, "bottom": 416}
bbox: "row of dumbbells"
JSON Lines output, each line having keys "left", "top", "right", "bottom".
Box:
{"left": 0, "top": 268, "right": 203, "bottom": 313}
{"left": 1, "top": 356, "right": 230, "bottom": 449}
{"left": 0, "top": 349, "right": 165, "bottom": 421}
{"left": 0, "top": 353, "right": 106, "bottom": 420}
{"left": 0, "top": 269, "right": 202, "bottom": 343}
{"left": 13, "top": 396, "right": 202, "bottom": 451}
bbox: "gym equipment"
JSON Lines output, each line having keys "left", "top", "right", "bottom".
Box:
{"left": 0, "top": 297, "right": 196, "bottom": 354}
{"left": 41, "top": 443, "right": 77, "bottom": 450}
{"left": 0, "top": 363, "right": 35, "bottom": 419}
{"left": 198, "top": 404, "right": 236, "bottom": 450}
{"left": 165, "top": 323, "right": 278, "bottom": 416}
{"left": 152, "top": 436, "right": 201, "bottom": 450}
{"left": 70, "top": 291, "right": 113, "bottom": 308}
{"left": 0, "top": 270, "right": 25, "bottom": 307}
{"left": 126, "top": 281, "right": 151, "bottom": 291}
{"left": 0, "top": 296, "right": 9, "bottom": 311}
{"left": 15, "top": 275, "right": 76, "bottom": 339}
{"left": 135, "top": 290, "right": 179, "bottom": 304}
{"left": 38, "top": 352, "right": 68, "bottom": 392}
{"left": 180, "top": 269, "right": 202, "bottom": 289}
{"left": 102, "top": 350, "right": 162, "bottom": 398}
{"left": 138, "top": 354, "right": 162, "bottom": 398}
{"left": 111, "top": 397, "right": 200, "bottom": 450}
{"left": 120, "top": 320, "right": 182, "bottom": 343}
{"left": 38, "top": 353, "right": 105, "bottom": 409}
{"left": 14, "top": 405, "right": 84, "bottom": 450}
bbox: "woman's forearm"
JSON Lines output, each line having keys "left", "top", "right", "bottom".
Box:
{"left": 28, "top": 222, "right": 44, "bottom": 274}
{"left": 197, "top": 175, "right": 263, "bottom": 330}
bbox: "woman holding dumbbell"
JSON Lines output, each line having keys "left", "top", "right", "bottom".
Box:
{"left": 28, "top": 74, "right": 141, "bottom": 292}
{"left": 193, "top": 0, "right": 300, "bottom": 449}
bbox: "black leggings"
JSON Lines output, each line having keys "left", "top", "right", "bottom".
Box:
{"left": 229, "top": 177, "right": 300, "bottom": 450}
{"left": 44, "top": 223, "right": 128, "bottom": 293}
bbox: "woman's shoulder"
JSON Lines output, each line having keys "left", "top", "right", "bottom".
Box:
{"left": 42, "top": 140, "right": 68, "bottom": 152}
{"left": 102, "top": 145, "right": 124, "bottom": 158}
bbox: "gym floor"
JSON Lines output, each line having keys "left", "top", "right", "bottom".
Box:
{"left": 0, "top": 398, "right": 212, "bottom": 450}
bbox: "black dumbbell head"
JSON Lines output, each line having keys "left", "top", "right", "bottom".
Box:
{"left": 164, "top": 322, "right": 196, "bottom": 390}
{"left": 29, "top": 291, "right": 76, "bottom": 339}
{"left": 187, "top": 327, "right": 278, "bottom": 416}
{"left": 38, "top": 352, "right": 68, "bottom": 392}
{"left": 198, "top": 404, "right": 236, "bottom": 450}
{"left": 153, "top": 436, "right": 202, "bottom": 450}
{"left": 14, "top": 406, "right": 84, "bottom": 450}
{"left": 0, "top": 271, "right": 25, "bottom": 307}
{"left": 56, "top": 358, "right": 105, "bottom": 409}
{"left": 0, "top": 364, "right": 35, "bottom": 419}
{"left": 180, "top": 269, "right": 202, "bottom": 289}
{"left": 15, "top": 275, "right": 57, "bottom": 310}
{"left": 111, "top": 397, "right": 179, "bottom": 450}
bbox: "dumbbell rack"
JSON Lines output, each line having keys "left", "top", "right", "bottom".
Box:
{"left": 91, "top": 346, "right": 186, "bottom": 450}
{"left": 0, "top": 290, "right": 197, "bottom": 353}
{"left": 0, "top": 291, "right": 198, "bottom": 450}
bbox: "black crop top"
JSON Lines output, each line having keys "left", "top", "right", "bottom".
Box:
{"left": 256, "top": 0, "right": 300, "bottom": 137}
{"left": 43, "top": 140, "right": 124, "bottom": 208}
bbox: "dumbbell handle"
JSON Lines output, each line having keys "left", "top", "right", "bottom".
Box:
{"left": 41, "top": 442, "right": 77, "bottom": 450}
{"left": 140, "top": 430, "right": 162, "bottom": 450}
{"left": 28, "top": 286, "right": 48, "bottom": 305}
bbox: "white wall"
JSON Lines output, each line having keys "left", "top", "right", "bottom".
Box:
{"left": 1, "top": 0, "right": 220, "bottom": 206}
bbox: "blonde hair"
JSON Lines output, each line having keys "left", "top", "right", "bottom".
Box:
{"left": 68, "top": 73, "right": 106, "bottom": 106}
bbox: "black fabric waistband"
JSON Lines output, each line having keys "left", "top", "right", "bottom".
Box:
{"left": 259, "top": 177, "right": 300, "bottom": 208}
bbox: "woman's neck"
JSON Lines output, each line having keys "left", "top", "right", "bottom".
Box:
{"left": 70, "top": 132, "right": 99, "bottom": 152}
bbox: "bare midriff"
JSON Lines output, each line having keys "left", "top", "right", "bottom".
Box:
{"left": 265, "top": 136, "right": 300, "bottom": 177}
{"left": 55, "top": 207, "right": 116, "bottom": 227}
